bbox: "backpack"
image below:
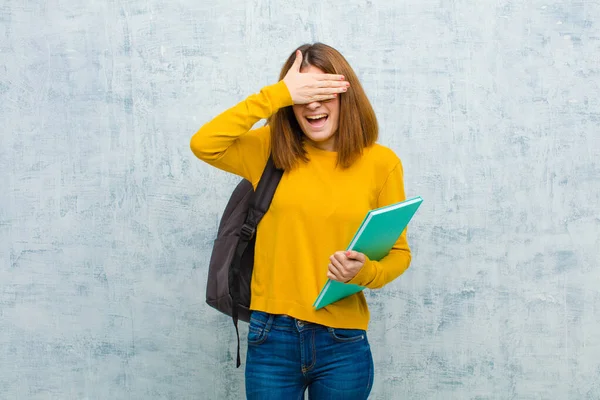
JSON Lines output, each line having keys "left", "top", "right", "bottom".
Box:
{"left": 205, "top": 154, "right": 283, "bottom": 367}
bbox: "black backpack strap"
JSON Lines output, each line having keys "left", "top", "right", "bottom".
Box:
{"left": 230, "top": 154, "right": 283, "bottom": 367}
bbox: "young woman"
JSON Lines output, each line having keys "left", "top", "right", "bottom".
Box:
{"left": 190, "top": 43, "right": 412, "bottom": 400}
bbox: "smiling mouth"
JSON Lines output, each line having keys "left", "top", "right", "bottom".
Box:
{"left": 305, "top": 114, "right": 328, "bottom": 127}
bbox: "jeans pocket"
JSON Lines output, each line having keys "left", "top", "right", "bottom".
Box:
{"left": 248, "top": 317, "right": 269, "bottom": 345}
{"left": 328, "top": 328, "right": 366, "bottom": 343}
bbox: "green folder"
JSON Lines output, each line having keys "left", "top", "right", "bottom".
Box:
{"left": 313, "top": 196, "right": 423, "bottom": 310}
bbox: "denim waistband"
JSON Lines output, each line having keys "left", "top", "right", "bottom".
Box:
{"left": 250, "top": 310, "right": 322, "bottom": 331}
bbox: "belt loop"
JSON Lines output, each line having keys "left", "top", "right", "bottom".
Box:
{"left": 264, "top": 313, "right": 275, "bottom": 332}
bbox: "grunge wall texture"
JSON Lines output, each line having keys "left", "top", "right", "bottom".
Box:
{"left": 1, "top": 1, "right": 599, "bottom": 399}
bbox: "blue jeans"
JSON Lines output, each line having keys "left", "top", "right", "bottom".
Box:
{"left": 245, "top": 311, "right": 374, "bottom": 399}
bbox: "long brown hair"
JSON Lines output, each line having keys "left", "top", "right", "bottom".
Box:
{"left": 267, "top": 43, "right": 378, "bottom": 170}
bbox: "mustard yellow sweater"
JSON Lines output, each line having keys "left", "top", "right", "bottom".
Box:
{"left": 190, "top": 81, "right": 412, "bottom": 330}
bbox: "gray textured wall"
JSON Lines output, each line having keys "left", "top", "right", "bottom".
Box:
{"left": 2, "top": 0, "right": 599, "bottom": 399}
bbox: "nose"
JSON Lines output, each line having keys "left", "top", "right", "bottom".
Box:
{"left": 306, "top": 101, "right": 321, "bottom": 110}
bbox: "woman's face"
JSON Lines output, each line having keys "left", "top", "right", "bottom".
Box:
{"left": 292, "top": 65, "right": 340, "bottom": 152}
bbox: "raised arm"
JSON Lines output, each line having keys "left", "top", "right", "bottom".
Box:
{"left": 190, "top": 81, "right": 292, "bottom": 184}
{"left": 190, "top": 50, "right": 349, "bottom": 184}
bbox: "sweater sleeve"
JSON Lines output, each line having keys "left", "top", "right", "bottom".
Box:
{"left": 190, "top": 80, "right": 293, "bottom": 185}
{"left": 347, "top": 160, "right": 412, "bottom": 289}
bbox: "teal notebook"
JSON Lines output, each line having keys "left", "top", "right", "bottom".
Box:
{"left": 313, "top": 196, "right": 423, "bottom": 310}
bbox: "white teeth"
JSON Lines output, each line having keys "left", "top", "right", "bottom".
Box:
{"left": 306, "top": 114, "right": 327, "bottom": 120}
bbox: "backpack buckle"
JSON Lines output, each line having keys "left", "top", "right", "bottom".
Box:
{"left": 240, "top": 223, "right": 255, "bottom": 240}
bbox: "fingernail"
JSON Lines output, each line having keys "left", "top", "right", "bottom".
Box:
{"left": 346, "top": 251, "right": 351, "bottom": 256}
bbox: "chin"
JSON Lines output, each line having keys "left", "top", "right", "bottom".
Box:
{"left": 305, "top": 132, "right": 333, "bottom": 142}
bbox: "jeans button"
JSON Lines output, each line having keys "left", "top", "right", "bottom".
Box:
{"left": 297, "top": 320, "right": 304, "bottom": 327}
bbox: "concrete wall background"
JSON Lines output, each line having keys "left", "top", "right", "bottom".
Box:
{"left": 2, "top": 1, "right": 599, "bottom": 399}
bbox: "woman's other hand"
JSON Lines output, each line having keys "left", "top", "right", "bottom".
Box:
{"left": 327, "top": 250, "right": 366, "bottom": 282}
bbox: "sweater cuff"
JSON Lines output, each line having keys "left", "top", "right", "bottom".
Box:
{"left": 262, "top": 80, "right": 294, "bottom": 110}
{"left": 347, "top": 257, "right": 376, "bottom": 287}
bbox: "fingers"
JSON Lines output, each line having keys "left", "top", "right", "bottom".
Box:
{"left": 311, "top": 86, "right": 347, "bottom": 94}
{"left": 326, "top": 251, "right": 366, "bottom": 282}
{"left": 315, "top": 80, "right": 350, "bottom": 89}
{"left": 306, "top": 86, "right": 347, "bottom": 100}
{"left": 328, "top": 253, "right": 346, "bottom": 282}
{"left": 292, "top": 95, "right": 336, "bottom": 106}
{"left": 315, "top": 87, "right": 346, "bottom": 97}
{"left": 284, "top": 55, "right": 349, "bottom": 105}
{"left": 329, "top": 252, "right": 355, "bottom": 282}
{"left": 327, "top": 263, "right": 342, "bottom": 281}
{"left": 346, "top": 250, "right": 366, "bottom": 263}
{"left": 329, "top": 254, "right": 344, "bottom": 272}
{"left": 314, "top": 73, "right": 346, "bottom": 81}
{"left": 313, "top": 76, "right": 350, "bottom": 94}
{"left": 300, "top": 93, "right": 338, "bottom": 104}
{"left": 313, "top": 95, "right": 338, "bottom": 102}
{"left": 332, "top": 251, "right": 348, "bottom": 265}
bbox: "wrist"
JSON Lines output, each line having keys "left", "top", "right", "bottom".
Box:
{"left": 347, "top": 257, "right": 375, "bottom": 286}
{"left": 265, "top": 80, "right": 294, "bottom": 109}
